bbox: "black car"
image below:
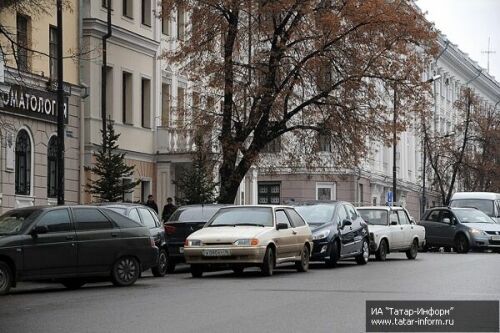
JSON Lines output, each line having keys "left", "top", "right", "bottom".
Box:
{"left": 0, "top": 206, "right": 158, "bottom": 295}
{"left": 165, "top": 204, "right": 225, "bottom": 272}
{"left": 99, "top": 203, "right": 168, "bottom": 277}
{"left": 293, "top": 201, "right": 370, "bottom": 267}
{"left": 420, "top": 207, "right": 500, "bottom": 253}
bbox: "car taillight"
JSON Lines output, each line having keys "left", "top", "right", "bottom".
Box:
{"left": 184, "top": 239, "right": 188, "bottom": 247}
{"left": 164, "top": 224, "right": 176, "bottom": 235}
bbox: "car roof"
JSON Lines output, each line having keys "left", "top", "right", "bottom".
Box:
{"left": 219, "top": 205, "right": 295, "bottom": 209}
{"left": 288, "top": 200, "right": 343, "bottom": 206}
{"left": 451, "top": 192, "right": 500, "bottom": 200}
{"left": 357, "top": 206, "right": 405, "bottom": 211}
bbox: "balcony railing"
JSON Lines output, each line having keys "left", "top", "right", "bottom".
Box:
{"left": 156, "top": 127, "right": 196, "bottom": 154}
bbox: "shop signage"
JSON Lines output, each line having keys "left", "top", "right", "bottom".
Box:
{"left": 0, "top": 84, "right": 68, "bottom": 124}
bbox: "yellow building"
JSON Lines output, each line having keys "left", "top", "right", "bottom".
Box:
{"left": 0, "top": 1, "right": 83, "bottom": 211}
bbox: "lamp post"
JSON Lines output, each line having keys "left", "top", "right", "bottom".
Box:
{"left": 421, "top": 74, "right": 441, "bottom": 216}
{"left": 392, "top": 83, "right": 397, "bottom": 204}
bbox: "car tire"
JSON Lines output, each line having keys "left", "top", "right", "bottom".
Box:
{"left": 443, "top": 247, "right": 452, "bottom": 253}
{"left": 61, "top": 279, "right": 86, "bottom": 290}
{"left": 325, "top": 240, "right": 339, "bottom": 268}
{"left": 0, "top": 261, "right": 13, "bottom": 296}
{"left": 152, "top": 249, "right": 168, "bottom": 277}
{"left": 232, "top": 266, "right": 244, "bottom": 275}
{"left": 261, "top": 247, "right": 275, "bottom": 277}
{"left": 455, "top": 234, "right": 469, "bottom": 253}
{"left": 375, "top": 240, "right": 388, "bottom": 261}
{"left": 355, "top": 239, "right": 369, "bottom": 265}
{"left": 295, "top": 245, "right": 310, "bottom": 272}
{"left": 111, "top": 256, "right": 141, "bottom": 287}
{"left": 406, "top": 239, "right": 418, "bottom": 260}
{"left": 191, "top": 264, "right": 204, "bottom": 278}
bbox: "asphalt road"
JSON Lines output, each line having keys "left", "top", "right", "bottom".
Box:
{"left": 1, "top": 252, "right": 499, "bottom": 333}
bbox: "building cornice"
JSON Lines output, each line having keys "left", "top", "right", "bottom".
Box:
{"left": 82, "top": 18, "right": 160, "bottom": 57}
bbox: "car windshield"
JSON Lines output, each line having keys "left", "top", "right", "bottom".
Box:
{"left": 450, "top": 199, "right": 494, "bottom": 217}
{"left": 358, "top": 209, "right": 388, "bottom": 226}
{"left": 0, "top": 209, "right": 41, "bottom": 235}
{"left": 294, "top": 204, "right": 336, "bottom": 225}
{"left": 208, "top": 207, "right": 273, "bottom": 227}
{"left": 453, "top": 209, "right": 494, "bottom": 224}
{"left": 169, "top": 206, "right": 221, "bottom": 223}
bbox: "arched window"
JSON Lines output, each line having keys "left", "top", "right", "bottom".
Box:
{"left": 15, "top": 129, "right": 31, "bottom": 195}
{"left": 47, "top": 136, "right": 58, "bottom": 198}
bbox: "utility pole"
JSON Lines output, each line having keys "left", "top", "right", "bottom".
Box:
{"left": 101, "top": 0, "right": 112, "bottom": 142}
{"left": 481, "top": 37, "right": 496, "bottom": 73}
{"left": 56, "top": 0, "right": 65, "bottom": 205}
{"left": 392, "top": 83, "right": 397, "bottom": 205}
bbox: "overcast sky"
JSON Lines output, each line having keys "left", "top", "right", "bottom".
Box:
{"left": 416, "top": 0, "right": 500, "bottom": 81}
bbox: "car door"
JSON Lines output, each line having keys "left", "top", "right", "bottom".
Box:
{"left": 72, "top": 207, "right": 123, "bottom": 274}
{"left": 344, "top": 204, "right": 365, "bottom": 253}
{"left": 285, "top": 208, "right": 310, "bottom": 255}
{"left": 336, "top": 205, "right": 355, "bottom": 255}
{"left": 388, "top": 211, "right": 405, "bottom": 248}
{"left": 21, "top": 208, "right": 77, "bottom": 278}
{"left": 421, "top": 209, "right": 441, "bottom": 246}
{"left": 396, "top": 209, "right": 412, "bottom": 247}
{"left": 274, "top": 209, "right": 296, "bottom": 259}
{"left": 434, "top": 209, "right": 456, "bottom": 246}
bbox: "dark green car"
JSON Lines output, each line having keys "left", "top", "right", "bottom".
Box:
{"left": 0, "top": 206, "right": 159, "bottom": 295}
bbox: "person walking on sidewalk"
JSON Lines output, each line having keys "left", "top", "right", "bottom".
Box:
{"left": 162, "top": 197, "right": 177, "bottom": 222}
{"left": 145, "top": 195, "right": 159, "bottom": 214}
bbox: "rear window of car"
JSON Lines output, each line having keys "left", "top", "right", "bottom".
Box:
{"left": 168, "top": 206, "right": 221, "bottom": 223}
{"left": 358, "top": 209, "right": 388, "bottom": 226}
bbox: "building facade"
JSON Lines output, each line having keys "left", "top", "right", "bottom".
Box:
{"left": 0, "top": 2, "right": 82, "bottom": 213}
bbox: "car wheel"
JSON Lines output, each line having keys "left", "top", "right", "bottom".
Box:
{"left": 325, "top": 240, "right": 339, "bottom": 268}
{"left": 375, "top": 240, "right": 388, "bottom": 261}
{"left": 455, "top": 234, "right": 469, "bottom": 253}
{"left": 406, "top": 239, "right": 418, "bottom": 260}
{"left": 152, "top": 249, "right": 168, "bottom": 277}
{"left": 261, "top": 247, "right": 275, "bottom": 277}
{"left": 166, "top": 260, "right": 176, "bottom": 274}
{"left": 0, "top": 261, "right": 13, "bottom": 296}
{"left": 295, "top": 245, "right": 310, "bottom": 272}
{"left": 191, "top": 264, "right": 204, "bottom": 278}
{"left": 355, "top": 239, "right": 369, "bottom": 265}
{"left": 111, "top": 256, "right": 140, "bottom": 287}
{"left": 232, "top": 266, "right": 244, "bottom": 275}
{"left": 61, "top": 279, "right": 86, "bottom": 290}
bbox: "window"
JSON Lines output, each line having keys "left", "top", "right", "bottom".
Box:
{"left": 335, "top": 205, "right": 348, "bottom": 224}
{"left": 128, "top": 208, "right": 141, "bottom": 223}
{"left": 177, "top": 7, "right": 185, "bottom": 40}
{"left": 318, "top": 133, "right": 332, "bottom": 152}
{"left": 141, "top": 179, "right": 151, "bottom": 203}
{"left": 396, "top": 210, "right": 409, "bottom": 225}
{"left": 261, "top": 137, "right": 281, "bottom": 153}
{"left": 138, "top": 208, "right": 156, "bottom": 228}
{"left": 122, "top": 71, "right": 132, "bottom": 124}
{"left": 15, "top": 129, "right": 31, "bottom": 195}
{"left": 426, "top": 210, "right": 440, "bottom": 222}
{"left": 16, "top": 14, "right": 29, "bottom": 72}
{"left": 344, "top": 204, "right": 358, "bottom": 220}
{"left": 102, "top": 0, "right": 112, "bottom": 8}
{"left": 161, "top": 83, "right": 171, "bottom": 126}
{"left": 316, "top": 182, "right": 336, "bottom": 200}
{"left": 49, "top": 26, "right": 57, "bottom": 79}
{"left": 122, "top": 178, "right": 134, "bottom": 202}
{"left": 141, "top": 0, "right": 152, "bottom": 26}
{"left": 389, "top": 212, "right": 399, "bottom": 224}
{"left": 37, "top": 209, "right": 71, "bottom": 233}
{"left": 285, "top": 209, "right": 306, "bottom": 227}
{"left": 141, "top": 78, "right": 151, "bottom": 128}
{"left": 73, "top": 208, "right": 113, "bottom": 230}
{"left": 176, "top": 86, "right": 185, "bottom": 126}
{"left": 258, "top": 183, "right": 280, "bottom": 204}
{"left": 161, "top": 5, "right": 170, "bottom": 35}
{"left": 47, "top": 136, "right": 58, "bottom": 198}
{"left": 440, "top": 210, "right": 454, "bottom": 224}
{"left": 123, "top": 0, "right": 133, "bottom": 18}
{"left": 275, "top": 210, "right": 291, "bottom": 228}
{"left": 358, "top": 184, "right": 364, "bottom": 205}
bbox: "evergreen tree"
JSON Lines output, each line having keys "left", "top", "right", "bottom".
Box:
{"left": 86, "top": 119, "right": 139, "bottom": 202}
{"left": 176, "top": 133, "right": 217, "bottom": 205}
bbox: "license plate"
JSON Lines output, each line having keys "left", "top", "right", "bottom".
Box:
{"left": 202, "top": 249, "right": 231, "bottom": 257}
{"left": 491, "top": 235, "right": 500, "bottom": 241}
{"left": 179, "top": 247, "right": 184, "bottom": 254}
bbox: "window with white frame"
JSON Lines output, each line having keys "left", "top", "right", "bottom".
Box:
{"left": 122, "top": 178, "right": 134, "bottom": 202}
{"left": 15, "top": 129, "right": 32, "bottom": 195}
{"left": 316, "top": 182, "right": 336, "bottom": 201}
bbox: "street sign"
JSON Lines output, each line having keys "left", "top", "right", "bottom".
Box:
{"left": 386, "top": 191, "right": 393, "bottom": 206}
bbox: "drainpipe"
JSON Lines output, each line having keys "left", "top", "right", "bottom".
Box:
{"left": 101, "top": 0, "right": 112, "bottom": 141}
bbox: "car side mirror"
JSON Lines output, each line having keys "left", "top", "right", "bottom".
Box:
{"left": 442, "top": 218, "right": 451, "bottom": 224}
{"left": 30, "top": 225, "right": 48, "bottom": 237}
{"left": 276, "top": 222, "right": 288, "bottom": 230}
{"left": 390, "top": 221, "right": 398, "bottom": 226}
{"left": 340, "top": 219, "right": 352, "bottom": 229}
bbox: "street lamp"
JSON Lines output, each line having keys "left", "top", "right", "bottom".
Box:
{"left": 421, "top": 74, "right": 441, "bottom": 216}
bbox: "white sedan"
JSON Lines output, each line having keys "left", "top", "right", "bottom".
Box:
{"left": 357, "top": 206, "right": 426, "bottom": 261}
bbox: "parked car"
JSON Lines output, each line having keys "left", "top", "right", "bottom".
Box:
{"left": 165, "top": 204, "right": 225, "bottom": 273}
{"left": 419, "top": 207, "right": 500, "bottom": 253}
{"left": 98, "top": 203, "right": 168, "bottom": 277}
{"left": 449, "top": 192, "right": 500, "bottom": 223}
{"left": 357, "top": 206, "right": 425, "bottom": 261}
{"left": 0, "top": 206, "right": 159, "bottom": 295}
{"left": 183, "top": 205, "right": 313, "bottom": 277}
{"left": 293, "top": 201, "right": 370, "bottom": 267}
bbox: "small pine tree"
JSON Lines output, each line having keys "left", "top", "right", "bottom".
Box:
{"left": 86, "top": 119, "right": 139, "bottom": 202}
{"left": 176, "top": 133, "right": 217, "bottom": 205}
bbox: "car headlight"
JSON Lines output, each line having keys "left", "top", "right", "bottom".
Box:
{"left": 186, "top": 239, "right": 202, "bottom": 247}
{"left": 234, "top": 239, "right": 259, "bottom": 246}
{"left": 313, "top": 229, "right": 331, "bottom": 241}
{"left": 469, "top": 228, "right": 486, "bottom": 236}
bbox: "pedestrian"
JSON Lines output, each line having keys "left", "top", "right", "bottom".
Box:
{"left": 162, "top": 197, "right": 177, "bottom": 222}
{"left": 145, "top": 194, "right": 159, "bottom": 214}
